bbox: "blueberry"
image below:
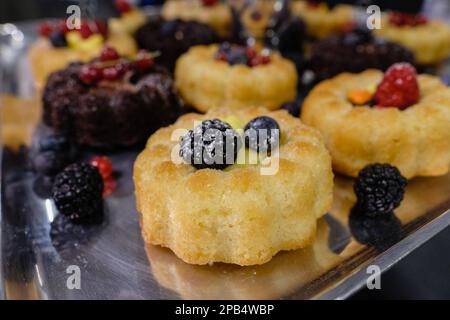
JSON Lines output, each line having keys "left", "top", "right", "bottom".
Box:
{"left": 38, "top": 135, "right": 70, "bottom": 152}
{"left": 281, "top": 101, "right": 300, "bottom": 117}
{"left": 32, "top": 151, "right": 67, "bottom": 175}
{"left": 227, "top": 48, "right": 248, "bottom": 65}
{"left": 179, "top": 119, "right": 242, "bottom": 170}
{"left": 160, "top": 20, "right": 177, "bottom": 36}
{"left": 49, "top": 31, "right": 67, "bottom": 48}
{"left": 32, "top": 135, "right": 79, "bottom": 176}
{"left": 244, "top": 116, "right": 280, "bottom": 153}
{"left": 218, "top": 42, "right": 232, "bottom": 53}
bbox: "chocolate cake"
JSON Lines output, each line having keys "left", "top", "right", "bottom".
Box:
{"left": 308, "top": 28, "right": 415, "bottom": 80}
{"left": 134, "top": 18, "right": 218, "bottom": 71}
{"left": 43, "top": 58, "right": 181, "bottom": 148}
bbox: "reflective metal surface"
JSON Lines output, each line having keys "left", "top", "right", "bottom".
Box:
{"left": 1, "top": 13, "right": 450, "bottom": 300}
{"left": 1, "top": 136, "right": 450, "bottom": 299}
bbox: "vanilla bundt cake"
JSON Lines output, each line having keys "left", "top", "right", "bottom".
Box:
{"left": 175, "top": 43, "right": 298, "bottom": 112}
{"left": 134, "top": 107, "right": 333, "bottom": 265}
{"left": 291, "top": 0, "right": 353, "bottom": 39}
{"left": 374, "top": 12, "right": 450, "bottom": 65}
{"left": 162, "top": 0, "right": 231, "bottom": 38}
{"left": 29, "top": 19, "right": 137, "bottom": 89}
{"left": 301, "top": 63, "right": 450, "bottom": 179}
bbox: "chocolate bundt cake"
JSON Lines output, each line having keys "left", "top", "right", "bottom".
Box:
{"left": 43, "top": 51, "right": 181, "bottom": 148}
{"left": 308, "top": 28, "right": 415, "bottom": 80}
{"left": 134, "top": 18, "right": 218, "bottom": 71}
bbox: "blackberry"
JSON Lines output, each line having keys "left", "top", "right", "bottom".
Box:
{"left": 354, "top": 163, "right": 407, "bottom": 216}
{"left": 244, "top": 116, "right": 280, "bottom": 153}
{"left": 52, "top": 163, "right": 104, "bottom": 222}
{"left": 179, "top": 119, "right": 242, "bottom": 170}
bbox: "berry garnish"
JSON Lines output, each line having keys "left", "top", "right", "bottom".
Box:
{"left": 103, "top": 176, "right": 117, "bottom": 196}
{"left": 201, "top": 0, "right": 218, "bottom": 7}
{"left": 179, "top": 119, "right": 242, "bottom": 170}
{"left": 389, "top": 12, "right": 428, "bottom": 27}
{"left": 100, "top": 46, "right": 120, "bottom": 61}
{"left": 49, "top": 31, "right": 67, "bottom": 48}
{"left": 89, "top": 156, "right": 113, "bottom": 179}
{"left": 250, "top": 10, "right": 263, "bottom": 21}
{"left": 215, "top": 43, "right": 271, "bottom": 67}
{"left": 374, "top": 62, "right": 419, "bottom": 110}
{"left": 38, "top": 134, "right": 72, "bottom": 152}
{"left": 32, "top": 135, "right": 79, "bottom": 176}
{"left": 94, "top": 20, "right": 109, "bottom": 38}
{"left": 79, "top": 49, "right": 158, "bottom": 85}
{"left": 354, "top": 163, "right": 407, "bottom": 217}
{"left": 102, "top": 67, "right": 121, "bottom": 81}
{"left": 38, "top": 21, "right": 53, "bottom": 37}
{"left": 80, "top": 22, "right": 94, "bottom": 39}
{"left": 79, "top": 65, "right": 102, "bottom": 85}
{"left": 33, "top": 151, "right": 68, "bottom": 176}
{"left": 134, "top": 56, "right": 154, "bottom": 71}
{"left": 244, "top": 116, "right": 280, "bottom": 153}
{"left": 115, "top": 0, "right": 132, "bottom": 13}
{"left": 281, "top": 101, "right": 300, "bottom": 117}
{"left": 52, "top": 163, "right": 104, "bottom": 222}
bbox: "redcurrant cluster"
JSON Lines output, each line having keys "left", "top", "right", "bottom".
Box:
{"left": 79, "top": 47, "right": 155, "bottom": 85}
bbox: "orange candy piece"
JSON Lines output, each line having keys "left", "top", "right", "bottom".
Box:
{"left": 347, "top": 89, "right": 373, "bottom": 105}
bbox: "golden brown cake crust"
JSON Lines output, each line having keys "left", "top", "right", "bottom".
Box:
{"left": 375, "top": 18, "right": 450, "bottom": 65}
{"left": 291, "top": 1, "right": 353, "bottom": 39}
{"left": 175, "top": 44, "right": 298, "bottom": 112}
{"left": 301, "top": 69, "right": 450, "bottom": 179}
{"left": 162, "top": 0, "right": 231, "bottom": 38}
{"left": 134, "top": 107, "right": 333, "bottom": 266}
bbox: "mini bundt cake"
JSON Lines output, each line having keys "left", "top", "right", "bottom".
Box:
{"left": 175, "top": 43, "right": 298, "bottom": 112}
{"left": 134, "top": 18, "right": 218, "bottom": 71}
{"left": 375, "top": 12, "right": 450, "bottom": 65}
{"left": 162, "top": 0, "right": 231, "bottom": 38}
{"left": 29, "top": 19, "right": 137, "bottom": 89}
{"left": 291, "top": 0, "right": 353, "bottom": 39}
{"left": 43, "top": 47, "right": 181, "bottom": 148}
{"left": 301, "top": 63, "right": 450, "bottom": 179}
{"left": 309, "top": 28, "right": 415, "bottom": 80}
{"left": 134, "top": 107, "right": 333, "bottom": 265}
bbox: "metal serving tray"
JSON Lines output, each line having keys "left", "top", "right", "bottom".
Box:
{"left": 1, "top": 9, "right": 450, "bottom": 299}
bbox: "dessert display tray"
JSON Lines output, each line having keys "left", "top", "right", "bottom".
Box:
{"left": 1, "top": 18, "right": 450, "bottom": 300}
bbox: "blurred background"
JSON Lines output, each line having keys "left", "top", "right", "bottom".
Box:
{"left": 1, "top": 0, "right": 449, "bottom": 300}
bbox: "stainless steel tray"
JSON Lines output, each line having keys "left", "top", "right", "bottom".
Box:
{"left": 1, "top": 14, "right": 450, "bottom": 300}
{"left": 1, "top": 144, "right": 449, "bottom": 300}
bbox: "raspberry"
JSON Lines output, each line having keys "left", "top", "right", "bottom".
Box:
{"left": 354, "top": 163, "right": 407, "bottom": 217}
{"left": 89, "top": 156, "right": 113, "bottom": 179}
{"left": 374, "top": 63, "right": 419, "bottom": 110}
{"left": 52, "top": 163, "right": 104, "bottom": 222}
